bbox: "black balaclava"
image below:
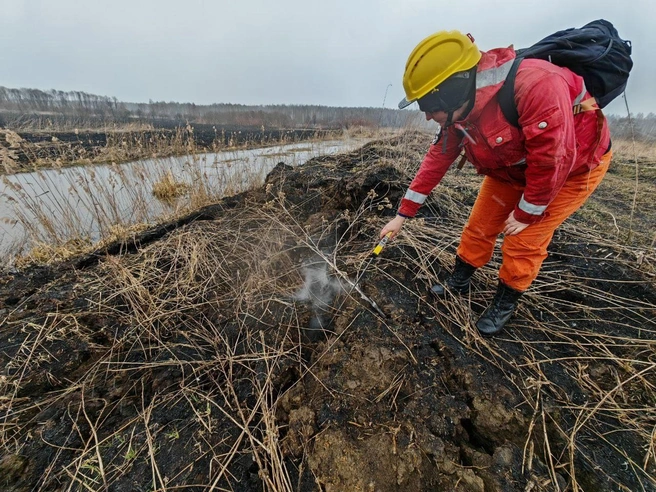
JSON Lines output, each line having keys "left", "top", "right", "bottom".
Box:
{"left": 417, "top": 66, "right": 477, "bottom": 151}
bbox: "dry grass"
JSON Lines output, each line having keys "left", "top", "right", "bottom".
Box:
{"left": 151, "top": 170, "right": 189, "bottom": 201}
{"left": 13, "top": 237, "right": 92, "bottom": 267}
{"left": 0, "top": 160, "right": 414, "bottom": 490}
{"left": 0, "top": 208, "right": 339, "bottom": 490}
{"left": 365, "top": 154, "right": 655, "bottom": 488}
{"left": 378, "top": 134, "right": 656, "bottom": 490}
{"left": 0, "top": 130, "right": 654, "bottom": 491}
{"left": 2, "top": 185, "right": 654, "bottom": 490}
{"left": 12, "top": 223, "right": 152, "bottom": 268}
{"left": 610, "top": 138, "right": 656, "bottom": 164}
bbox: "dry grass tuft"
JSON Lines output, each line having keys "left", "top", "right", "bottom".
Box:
{"left": 13, "top": 237, "right": 93, "bottom": 267}
{"left": 151, "top": 170, "right": 189, "bottom": 201}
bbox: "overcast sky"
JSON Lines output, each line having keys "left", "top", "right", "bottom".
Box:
{"left": 1, "top": 0, "right": 654, "bottom": 115}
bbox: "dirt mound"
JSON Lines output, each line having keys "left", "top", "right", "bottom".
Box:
{"left": 1, "top": 132, "right": 655, "bottom": 491}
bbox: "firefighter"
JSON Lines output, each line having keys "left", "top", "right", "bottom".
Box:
{"left": 380, "top": 30, "right": 612, "bottom": 336}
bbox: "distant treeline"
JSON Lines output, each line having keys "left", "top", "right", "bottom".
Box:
{"left": 606, "top": 113, "right": 656, "bottom": 142}
{"left": 0, "top": 86, "right": 420, "bottom": 130}
{"left": 0, "top": 86, "right": 653, "bottom": 141}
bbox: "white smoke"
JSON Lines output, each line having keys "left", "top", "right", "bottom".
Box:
{"left": 294, "top": 264, "right": 344, "bottom": 306}
{"left": 294, "top": 263, "right": 345, "bottom": 331}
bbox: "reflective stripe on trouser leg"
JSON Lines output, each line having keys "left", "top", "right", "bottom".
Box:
{"left": 457, "top": 176, "right": 522, "bottom": 268}
{"left": 500, "top": 151, "right": 612, "bottom": 291}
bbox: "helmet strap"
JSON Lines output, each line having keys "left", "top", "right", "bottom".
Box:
{"left": 446, "top": 110, "right": 455, "bottom": 126}
{"left": 441, "top": 110, "right": 454, "bottom": 153}
{"left": 440, "top": 75, "right": 478, "bottom": 153}
{"left": 458, "top": 96, "right": 476, "bottom": 121}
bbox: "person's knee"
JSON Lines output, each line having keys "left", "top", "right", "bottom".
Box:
{"left": 500, "top": 236, "right": 547, "bottom": 290}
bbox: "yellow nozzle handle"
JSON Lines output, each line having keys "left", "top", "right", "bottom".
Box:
{"left": 372, "top": 232, "right": 393, "bottom": 255}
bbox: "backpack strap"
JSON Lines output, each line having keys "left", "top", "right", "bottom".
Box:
{"left": 498, "top": 62, "right": 607, "bottom": 160}
{"left": 497, "top": 57, "right": 523, "bottom": 128}
{"left": 456, "top": 150, "right": 468, "bottom": 171}
{"left": 499, "top": 58, "right": 604, "bottom": 126}
{"left": 573, "top": 96, "right": 600, "bottom": 114}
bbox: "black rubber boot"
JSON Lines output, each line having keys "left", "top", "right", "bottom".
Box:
{"left": 476, "top": 282, "right": 523, "bottom": 336}
{"left": 431, "top": 256, "right": 477, "bottom": 297}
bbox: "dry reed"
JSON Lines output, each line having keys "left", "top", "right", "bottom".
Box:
{"left": 0, "top": 130, "right": 654, "bottom": 491}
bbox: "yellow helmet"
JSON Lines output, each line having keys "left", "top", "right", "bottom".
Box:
{"left": 399, "top": 30, "right": 481, "bottom": 110}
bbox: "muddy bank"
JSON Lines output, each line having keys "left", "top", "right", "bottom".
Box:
{"left": 0, "top": 125, "right": 338, "bottom": 173}
{"left": 0, "top": 133, "right": 655, "bottom": 491}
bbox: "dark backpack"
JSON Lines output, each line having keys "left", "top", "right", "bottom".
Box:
{"left": 498, "top": 19, "right": 633, "bottom": 127}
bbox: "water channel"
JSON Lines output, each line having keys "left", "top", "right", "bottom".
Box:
{"left": 0, "top": 137, "right": 369, "bottom": 258}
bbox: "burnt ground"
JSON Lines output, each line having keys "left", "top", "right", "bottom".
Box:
{"left": 0, "top": 132, "right": 655, "bottom": 491}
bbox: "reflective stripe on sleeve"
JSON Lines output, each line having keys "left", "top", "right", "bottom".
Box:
{"left": 518, "top": 195, "right": 547, "bottom": 215}
{"left": 404, "top": 189, "right": 428, "bottom": 204}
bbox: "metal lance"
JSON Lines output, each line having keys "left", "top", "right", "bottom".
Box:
{"left": 344, "top": 232, "right": 393, "bottom": 318}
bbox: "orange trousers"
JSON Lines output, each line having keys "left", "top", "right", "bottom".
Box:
{"left": 457, "top": 151, "right": 612, "bottom": 291}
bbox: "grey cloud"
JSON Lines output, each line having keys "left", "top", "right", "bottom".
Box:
{"left": 0, "top": 0, "right": 652, "bottom": 114}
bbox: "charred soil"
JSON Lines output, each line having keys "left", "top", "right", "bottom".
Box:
{"left": 1, "top": 132, "right": 655, "bottom": 491}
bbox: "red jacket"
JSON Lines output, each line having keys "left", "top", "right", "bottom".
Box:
{"left": 398, "top": 47, "right": 611, "bottom": 224}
